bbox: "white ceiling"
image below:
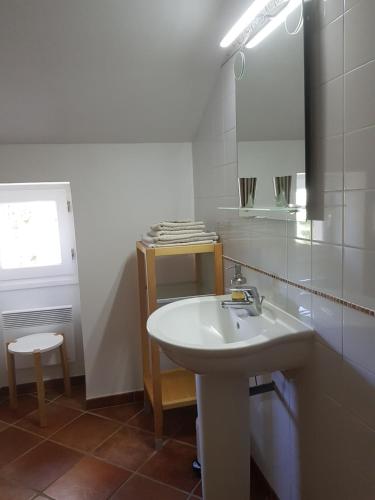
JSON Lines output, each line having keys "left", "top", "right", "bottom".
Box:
{"left": 0, "top": 0, "right": 249, "bottom": 144}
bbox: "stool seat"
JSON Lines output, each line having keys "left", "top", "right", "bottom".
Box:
{"left": 8, "top": 333, "right": 63, "bottom": 355}
{"left": 6, "top": 332, "right": 71, "bottom": 428}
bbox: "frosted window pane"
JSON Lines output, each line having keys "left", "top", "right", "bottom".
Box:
{"left": 0, "top": 200, "right": 62, "bottom": 269}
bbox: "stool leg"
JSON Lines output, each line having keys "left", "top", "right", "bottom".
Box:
{"left": 59, "top": 335, "right": 71, "bottom": 398}
{"left": 6, "top": 344, "right": 17, "bottom": 410}
{"left": 33, "top": 352, "right": 47, "bottom": 428}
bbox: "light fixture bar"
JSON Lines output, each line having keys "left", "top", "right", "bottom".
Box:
{"left": 220, "top": 0, "right": 271, "bottom": 48}
{"left": 246, "top": 0, "right": 301, "bottom": 48}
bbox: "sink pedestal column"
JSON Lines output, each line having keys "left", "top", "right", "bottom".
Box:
{"left": 196, "top": 373, "right": 250, "bottom": 500}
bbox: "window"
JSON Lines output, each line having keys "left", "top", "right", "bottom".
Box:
{"left": 0, "top": 183, "right": 77, "bottom": 284}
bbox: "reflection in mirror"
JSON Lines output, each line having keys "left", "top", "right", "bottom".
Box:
{"left": 235, "top": 3, "right": 306, "bottom": 218}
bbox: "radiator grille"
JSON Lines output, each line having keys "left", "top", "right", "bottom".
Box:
{"left": 2, "top": 306, "right": 73, "bottom": 331}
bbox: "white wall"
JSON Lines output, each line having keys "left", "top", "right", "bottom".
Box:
{"left": 0, "top": 143, "right": 194, "bottom": 399}
{"left": 192, "top": 1, "right": 375, "bottom": 498}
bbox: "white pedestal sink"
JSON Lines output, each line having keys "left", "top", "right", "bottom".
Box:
{"left": 147, "top": 295, "right": 313, "bottom": 500}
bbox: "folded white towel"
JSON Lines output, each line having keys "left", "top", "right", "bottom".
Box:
{"left": 142, "top": 233, "right": 218, "bottom": 245}
{"left": 143, "top": 239, "right": 217, "bottom": 248}
{"left": 145, "top": 231, "right": 218, "bottom": 243}
{"left": 151, "top": 221, "right": 205, "bottom": 232}
{"left": 148, "top": 228, "right": 206, "bottom": 237}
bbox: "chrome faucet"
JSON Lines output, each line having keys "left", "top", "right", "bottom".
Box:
{"left": 221, "top": 286, "right": 265, "bottom": 316}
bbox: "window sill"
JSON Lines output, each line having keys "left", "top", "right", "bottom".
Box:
{"left": 0, "top": 275, "right": 79, "bottom": 292}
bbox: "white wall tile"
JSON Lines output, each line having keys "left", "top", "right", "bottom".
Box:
{"left": 311, "top": 395, "right": 346, "bottom": 500}
{"left": 343, "top": 307, "right": 375, "bottom": 373}
{"left": 312, "top": 294, "right": 343, "bottom": 353}
{"left": 345, "top": 0, "right": 360, "bottom": 10}
{"left": 287, "top": 238, "right": 312, "bottom": 285}
{"left": 319, "top": 77, "right": 344, "bottom": 137}
{"left": 319, "top": 135, "right": 344, "bottom": 192}
{"left": 287, "top": 220, "right": 312, "bottom": 241}
{"left": 344, "top": 190, "right": 375, "bottom": 249}
{"left": 342, "top": 408, "right": 375, "bottom": 481}
{"left": 342, "top": 358, "right": 375, "bottom": 429}
{"left": 312, "top": 242, "right": 343, "bottom": 296}
{"left": 345, "top": 60, "right": 375, "bottom": 133}
{"left": 259, "top": 274, "right": 288, "bottom": 310}
{"left": 312, "top": 191, "right": 343, "bottom": 245}
{"left": 344, "top": 126, "right": 375, "bottom": 190}
{"left": 320, "top": 16, "right": 344, "bottom": 83}
{"left": 312, "top": 342, "right": 343, "bottom": 402}
{"left": 343, "top": 246, "right": 375, "bottom": 309}
{"left": 344, "top": 0, "right": 375, "bottom": 72}
{"left": 287, "top": 287, "right": 313, "bottom": 326}
{"left": 246, "top": 235, "right": 288, "bottom": 279}
{"left": 318, "top": 0, "right": 344, "bottom": 26}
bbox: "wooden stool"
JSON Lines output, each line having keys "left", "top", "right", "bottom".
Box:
{"left": 6, "top": 333, "right": 71, "bottom": 427}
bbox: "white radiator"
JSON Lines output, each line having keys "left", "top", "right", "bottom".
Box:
{"left": 1, "top": 305, "right": 75, "bottom": 369}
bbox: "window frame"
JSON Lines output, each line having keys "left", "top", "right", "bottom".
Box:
{"left": 0, "top": 183, "right": 77, "bottom": 288}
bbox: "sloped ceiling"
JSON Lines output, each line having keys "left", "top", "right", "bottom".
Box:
{"left": 0, "top": 0, "right": 250, "bottom": 143}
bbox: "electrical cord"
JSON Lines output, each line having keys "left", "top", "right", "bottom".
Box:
{"left": 285, "top": 0, "right": 304, "bottom": 35}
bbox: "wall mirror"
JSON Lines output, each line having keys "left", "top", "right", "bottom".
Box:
{"left": 235, "top": 1, "right": 307, "bottom": 220}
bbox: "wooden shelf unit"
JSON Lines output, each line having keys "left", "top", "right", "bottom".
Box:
{"left": 136, "top": 240, "right": 224, "bottom": 446}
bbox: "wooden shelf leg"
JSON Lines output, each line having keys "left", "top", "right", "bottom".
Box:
{"left": 137, "top": 247, "right": 151, "bottom": 412}
{"left": 143, "top": 390, "right": 152, "bottom": 415}
{"left": 214, "top": 243, "right": 224, "bottom": 295}
{"left": 6, "top": 343, "right": 17, "bottom": 410}
{"left": 33, "top": 351, "right": 47, "bottom": 428}
{"left": 58, "top": 334, "right": 72, "bottom": 398}
{"left": 151, "top": 339, "right": 163, "bottom": 449}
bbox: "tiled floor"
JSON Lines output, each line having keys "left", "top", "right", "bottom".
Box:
{"left": 0, "top": 381, "right": 277, "bottom": 499}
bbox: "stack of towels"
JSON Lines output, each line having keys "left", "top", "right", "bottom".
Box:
{"left": 142, "top": 220, "right": 219, "bottom": 247}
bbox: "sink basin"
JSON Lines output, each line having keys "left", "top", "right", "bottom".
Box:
{"left": 147, "top": 295, "right": 313, "bottom": 375}
{"left": 147, "top": 295, "right": 314, "bottom": 500}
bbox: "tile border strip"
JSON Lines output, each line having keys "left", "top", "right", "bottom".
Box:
{"left": 223, "top": 255, "right": 375, "bottom": 317}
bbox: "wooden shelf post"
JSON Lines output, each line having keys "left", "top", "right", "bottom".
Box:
{"left": 136, "top": 241, "right": 224, "bottom": 448}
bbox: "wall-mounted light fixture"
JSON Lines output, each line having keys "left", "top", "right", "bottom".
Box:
{"left": 220, "top": 0, "right": 302, "bottom": 50}
{"left": 246, "top": 0, "right": 301, "bottom": 48}
{"left": 219, "top": 0, "right": 270, "bottom": 48}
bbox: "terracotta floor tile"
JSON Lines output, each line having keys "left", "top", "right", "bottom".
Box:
{"left": 0, "top": 477, "right": 35, "bottom": 500}
{"left": 0, "top": 427, "right": 42, "bottom": 466}
{"left": 51, "top": 413, "right": 121, "bottom": 452}
{"left": 1, "top": 440, "right": 82, "bottom": 491}
{"left": 127, "top": 406, "right": 196, "bottom": 437}
{"left": 0, "top": 395, "right": 39, "bottom": 423}
{"left": 54, "top": 384, "right": 86, "bottom": 410}
{"left": 90, "top": 402, "right": 143, "bottom": 424}
{"left": 111, "top": 474, "right": 188, "bottom": 500}
{"left": 173, "top": 410, "right": 196, "bottom": 446}
{"left": 0, "top": 420, "right": 8, "bottom": 432}
{"left": 44, "top": 456, "right": 130, "bottom": 500}
{"left": 94, "top": 426, "right": 155, "bottom": 471}
{"left": 16, "top": 403, "right": 82, "bottom": 437}
{"left": 139, "top": 440, "right": 199, "bottom": 493}
{"left": 192, "top": 481, "right": 202, "bottom": 498}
